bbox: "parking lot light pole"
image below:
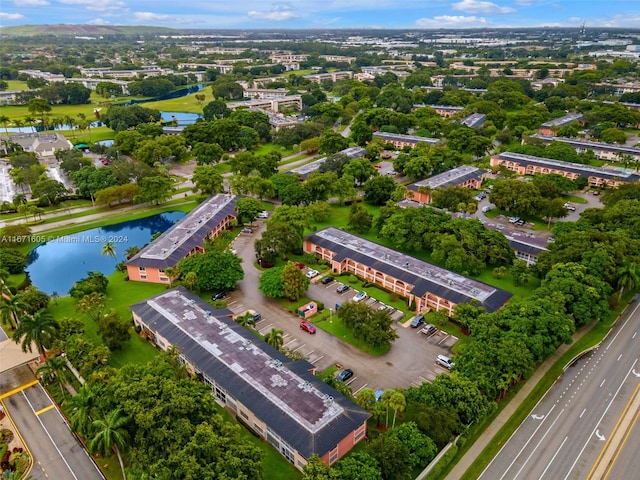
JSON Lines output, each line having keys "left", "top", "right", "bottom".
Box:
{"left": 329, "top": 308, "right": 333, "bottom": 322}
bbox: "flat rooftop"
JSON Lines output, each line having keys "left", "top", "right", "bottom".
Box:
{"left": 495, "top": 152, "right": 640, "bottom": 180}
{"left": 407, "top": 166, "right": 485, "bottom": 191}
{"left": 287, "top": 147, "right": 366, "bottom": 178}
{"left": 309, "top": 227, "right": 511, "bottom": 311}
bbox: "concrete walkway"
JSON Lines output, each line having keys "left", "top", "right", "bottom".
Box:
{"left": 444, "top": 325, "right": 592, "bottom": 480}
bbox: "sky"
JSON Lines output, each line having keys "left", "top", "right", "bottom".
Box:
{"left": 1, "top": 0, "right": 639, "bottom": 30}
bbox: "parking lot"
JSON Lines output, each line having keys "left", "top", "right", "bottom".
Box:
{"left": 225, "top": 226, "right": 457, "bottom": 394}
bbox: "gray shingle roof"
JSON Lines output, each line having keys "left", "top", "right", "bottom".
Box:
{"left": 126, "top": 194, "right": 236, "bottom": 270}
{"left": 130, "top": 287, "right": 369, "bottom": 458}
{"left": 307, "top": 228, "right": 512, "bottom": 312}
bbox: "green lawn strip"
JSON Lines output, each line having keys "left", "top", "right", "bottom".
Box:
{"left": 59, "top": 125, "right": 115, "bottom": 144}
{"left": 5, "top": 80, "right": 29, "bottom": 90}
{"left": 213, "top": 404, "right": 302, "bottom": 480}
{"left": 315, "top": 313, "right": 390, "bottom": 357}
{"left": 565, "top": 194, "right": 588, "bottom": 204}
{"left": 252, "top": 143, "right": 294, "bottom": 156}
{"left": 279, "top": 153, "right": 310, "bottom": 164}
{"left": 453, "top": 311, "right": 621, "bottom": 480}
{"left": 142, "top": 90, "right": 214, "bottom": 114}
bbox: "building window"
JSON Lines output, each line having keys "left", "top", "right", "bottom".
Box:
{"left": 159, "top": 268, "right": 165, "bottom": 273}
{"left": 329, "top": 447, "right": 339, "bottom": 465}
{"left": 252, "top": 423, "right": 264, "bottom": 436}
{"left": 160, "top": 277, "right": 168, "bottom": 282}
{"left": 215, "top": 386, "right": 226, "bottom": 403}
{"left": 354, "top": 429, "right": 365, "bottom": 442}
{"left": 140, "top": 275, "right": 147, "bottom": 280}
{"left": 240, "top": 410, "right": 249, "bottom": 420}
{"left": 139, "top": 267, "right": 146, "bottom": 272}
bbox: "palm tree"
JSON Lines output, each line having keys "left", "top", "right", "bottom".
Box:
{"left": 389, "top": 390, "right": 406, "bottom": 429}
{"left": 264, "top": 328, "right": 284, "bottom": 351}
{"left": 102, "top": 242, "right": 118, "bottom": 270}
{"left": 36, "top": 355, "right": 70, "bottom": 400}
{"left": 380, "top": 389, "right": 393, "bottom": 427}
{"left": 12, "top": 118, "right": 24, "bottom": 133}
{"left": 354, "top": 388, "right": 376, "bottom": 411}
{"left": 183, "top": 271, "right": 198, "bottom": 291}
{"left": 236, "top": 313, "right": 257, "bottom": 329}
{"left": 68, "top": 384, "right": 98, "bottom": 436}
{"left": 13, "top": 309, "right": 59, "bottom": 358}
{"left": 617, "top": 260, "right": 640, "bottom": 301}
{"left": 3, "top": 470, "right": 36, "bottom": 480}
{"left": 163, "top": 266, "right": 176, "bottom": 287}
{"left": 24, "top": 115, "right": 37, "bottom": 133}
{"left": 89, "top": 408, "right": 130, "bottom": 480}
{"left": 0, "top": 115, "right": 10, "bottom": 134}
{"left": 0, "top": 294, "right": 27, "bottom": 329}
{"left": 12, "top": 193, "right": 27, "bottom": 208}
{"left": 125, "top": 246, "right": 141, "bottom": 260}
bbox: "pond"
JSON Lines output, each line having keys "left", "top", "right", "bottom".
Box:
{"left": 161, "top": 111, "right": 201, "bottom": 126}
{"left": 25, "top": 211, "right": 186, "bottom": 295}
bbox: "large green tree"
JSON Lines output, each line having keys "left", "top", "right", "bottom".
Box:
{"left": 13, "top": 309, "right": 59, "bottom": 357}
{"left": 177, "top": 250, "right": 244, "bottom": 292}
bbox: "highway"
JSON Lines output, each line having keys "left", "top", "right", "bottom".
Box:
{"left": 479, "top": 299, "right": 640, "bottom": 480}
{"left": 0, "top": 369, "right": 104, "bottom": 480}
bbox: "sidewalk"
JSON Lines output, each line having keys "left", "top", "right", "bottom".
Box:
{"left": 445, "top": 325, "right": 591, "bottom": 480}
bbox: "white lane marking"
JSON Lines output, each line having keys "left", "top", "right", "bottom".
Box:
{"left": 563, "top": 358, "right": 639, "bottom": 480}
{"left": 580, "top": 408, "right": 587, "bottom": 419}
{"left": 538, "top": 436, "right": 568, "bottom": 480}
{"left": 513, "top": 408, "right": 566, "bottom": 480}
{"left": 595, "top": 430, "right": 606, "bottom": 441}
{"left": 497, "top": 404, "right": 557, "bottom": 480}
{"left": 605, "top": 301, "right": 640, "bottom": 351}
{"left": 21, "top": 390, "right": 79, "bottom": 480}
{"left": 632, "top": 331, "right": 637, "bottom": 339}
{"left": 600, "top": 379, "right": 606, "bottom": 388}
{"left": 531, "top": 414, "right": 545, "bottom": 420}
{"left": 617, "top": 354, "right": 622, "bottom": 362}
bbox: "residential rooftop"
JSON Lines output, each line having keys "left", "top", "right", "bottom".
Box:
{"left": 308, "top": 227, "right": 511, "bottom": 312}
{"left": 461, "top": 113, "right": 486, "bottom": 128}
{"left": 530, "top": 134, "right": 640, "bottom": 156}
{"left": 126, "top": 194, "right": 236, "bottom": 269}
{"left": 130, "top": 287, "right": 369, "bottom": 457}
{"left": 287, "top": 147, "right": 366, "bottom": 178}
{"left": 494, "top": 152, "right": 640, "bottom": 181}
{"left": 372, "top": 131, "right": 440, "bottom": 146}
{"left": 406, "top": 166, "right": 485, "bottom": 191}
{"left": 540, "top": 112, "right": 583, "bottom": 128}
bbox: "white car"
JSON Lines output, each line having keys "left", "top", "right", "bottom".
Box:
{"left": 305, "top": 269, "right": 319, "bottom": 279}
{"left": 257, "top": 211, "right": 269, "bottom": 218}
{"left": 352, "top": 291, "right": 368, "bottom": 302}
{"left": 564, "top": 203, "right": 576, "bottom": 211}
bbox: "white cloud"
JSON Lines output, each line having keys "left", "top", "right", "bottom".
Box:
{"left": 58, "top": 0, "right": 125, "bottom": 12}
{"left": 452, "top": 0, "right": 516, "bottom": 14}
{"left": 595, "top": 13, "right": 640, "bottom": 28}
{"left": 133, "top": 12, "right": 172, "bottom": 22}
{"left": 416, "top": 15, "right": 489, "bottom": 27}
{"left": 88, "top": 18, "right": 110, "bottom": 25}
{"left": 14, "top": 0, "right": 49, "bottom": 6}
{"left": 0, "top": 12, "right": 24, "bottom": 20}
{"left": 248, "top": 3, "right": 298, "bottom": 21}
{"left": 514, "top": 0, "right": 533, "bottom": 5}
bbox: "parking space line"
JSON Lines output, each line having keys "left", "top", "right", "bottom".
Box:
{"left": 282, "top": 339, "right": 296, "bottom": 348}
{"left": 345, "top": 376, "right": 358, "bottom": 385}
{"left": 419, "top": 376, "right": 430, "bottom": 383}
{"left": 304, "top": 349, "right": 315, "bottom": 356}
{"left": 352, "top": 384, "right": 368, "bottom": 396}
{"left": 311, "top": 355, "right": 324, "bottom": 364}
{"left": 293, "top": 343, "right": 306, "bottom": 352}
{"left": 437, "top": 335, "right": 450, "bottom": 345}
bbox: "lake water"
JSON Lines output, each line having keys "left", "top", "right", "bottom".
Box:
{"left": 26, "top": 211, "right": 185, "bottom": 295}
{"left": 161, "top": 111, "right": 201, "bottom": 126}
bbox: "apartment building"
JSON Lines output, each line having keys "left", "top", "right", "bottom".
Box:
{"left": 405, "top": 166, "right": 486, "bottom": 204}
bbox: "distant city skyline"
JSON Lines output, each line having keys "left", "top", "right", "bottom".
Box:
{"left": 1, "top": 0, "right": 640, "bottom": 30}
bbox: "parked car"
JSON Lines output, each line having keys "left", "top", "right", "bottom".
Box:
{"left": 211, "top": 291, "right": 226, "bottom": 301}
{"left": 320, "top": 276, "right": 334, "bottom": 285}
{"left": 248, "top": 312, "right": 261, "bottom": 322}
{"left": 336, "top": 369, "right": 354, "bottom": 382}
{"left": 299, "top": 321, "right": 316, "bottom": 334}
{"left": 421, "top": 324, "right": 437, "bottom": 336}
{"left": 591, "top": 190, "right": 600, "bottom": 195}
{"left": 257, "top": 211, "right": 269, "bottom": 218}
{"left": 378, "top": 303, "right": 389, "bottom": 311}
{"left": 375, "top": 389, "right": 385, "bottom": 402}
{"left": 482, "top": 205, "right": 493, "bottom": 213}
{"left": 241, "top": 227, "right": 253, "bottom": 233}
{"left": 564, "top": 203, "right": 576, "bottom": 211}
{"left": 336, "top": 283, "right": 350, "bottom": 293}
{"left": 410, "top": 314, "right": 425, "bottom": 328}
{"left": 294, "top": 262, "right": 305, "bottom": 269}
{"left": 352, "top": 291, "right": 368, "bottom": 302}
{"left": 516, "top": 219, "right": 526, "bottom": 226}
{"left": 436, "top": 355, "right": 454, "bottom": 370}
{"left": 305, "top": 269, "right": 319, "bottom": 279}
{"left": 508, "top": 217, "right": 520, "bottom": 224}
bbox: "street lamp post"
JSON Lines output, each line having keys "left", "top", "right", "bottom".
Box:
{"left": 329, "top": 307, "right": 333, "bottom": 322}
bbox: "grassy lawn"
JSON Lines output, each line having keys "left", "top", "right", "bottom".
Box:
{"left": 253, "top": 143, "right": 294, "bottom": 156}
{"left": 142, "top": 89, "right": 214, "bottom": 114}
{"left": 47, "top": 270, "right": 164, "bottom": 367}
{"left": 566, "top": 194, "right": 587, "bottom": 204}
{"left": 314, "top": 313, "right": 391, "bottom": 356}
{"left": 280, "top": 153, "right": 309, "bottom": 164}
{"left": 5, "top": 80, "right": 29, "bottom": 90}
{"left": 58, "top": 126, "right": 115, "bottom": 144}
